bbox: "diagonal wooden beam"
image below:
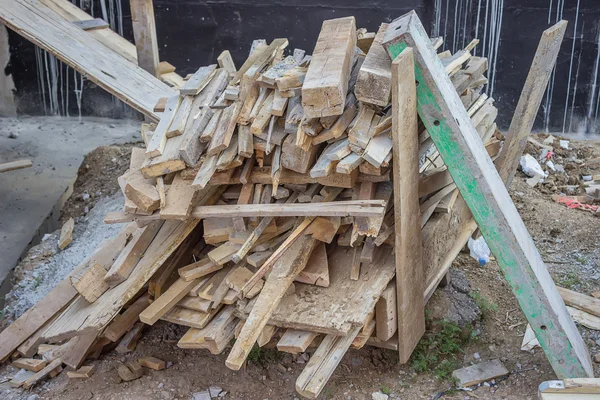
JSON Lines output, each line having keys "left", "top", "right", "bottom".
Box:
{"left": 496, "top": 20, "right": 567, "bottom": 185}
{"left": 383, "top": 11, "right": 592, "bottom": 379}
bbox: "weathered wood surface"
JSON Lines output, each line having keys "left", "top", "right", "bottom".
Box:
{"left": 390, "top": 47, "right": 424, "bottom": 363}
{"left": 237, "top": 245, "right": 395, "bottom": 335}
{"left": 0, "top": 0, "right": 175, "bottom": 120}
{"left": 384, "top": 11, "right": 592, "bottom": 378}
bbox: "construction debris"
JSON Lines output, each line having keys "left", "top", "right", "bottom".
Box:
{"left": 451, "top": 359, "right": 509, "bottom": 388}
{"left": 0, "top": 4, "right": 584, "bottom": 399}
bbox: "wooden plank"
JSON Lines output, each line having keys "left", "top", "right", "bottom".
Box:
{"left": 0, "top": 277, "right": 77, "bottom": 362}
{"left": 115, "top": 322, "right": 144, "bottom": 354}
{"left": 0, "top": 159, "right": 32, "bottom": 173}
{"left": 355, "top": 23, "right": 391, "bottom": 107}
{"left": 558, "top": 287, "right": 600, "bottom": 318}
{"left": 217, "top": 50, "right": 236, "bottom": 75}
{"left": 178, "top": 258, "right": 221, "bottom": 281}
{"left": 375, "top": 283, "right": 397, "bottom": 341}
{"left": 146, "top": 95, "right": 181, "bottom": 157}
{"left": 103, "top": 294, "right": 150, "bottom": 342}
{"left": 277, "top": 329, "right": 317, "bottom": 354}
{"left": 58, "top": 217, "right": 74, "bottom": 250}
{"left": 13, "top": 358, "right": 47, "bottom": 372}
{"left": 226, "top": 234, "right": 317, "bottom": 370}
{"left": 496, "top": 21, "right": 567, "bottom": 186}
{"left": 390, "top": 47, "right": 424, "bottom": 363}
{"left": 181, "top": 64, "right": 218, "bottom": 96}
{"left": 238, "top": 245, "right": 394, "bottom": 335}
{"left": 295, "top": 241, "right": 329, "bottom": 287}
{"left": 22, "top": 358, "right": 62, "bottom": 389}
{"left": 161, "top": 173, "right": 200, "bottom": 219}
{"left": 189, "top": 200, "right": 385, "bottom": 219}
{"left": 384, "top": 11, "right": 592, "bottom": 378}
{"left": 0, "top": 0, "right": 174, "bottom": 120}
{"left": 42, "top": 220, "right": 199, "bottom": 341}
{"left": 452, "top": 359, "right": 509, "bottom": 387}
{"left": 140, "top": 277, "right": 200, "bottom": 325}
{"left": 104, "top": 221, "right": 163, "bottom": 285}
{"left": 302, "top": 17, "right": 356, "bottom": 118}
{"left": 295, "top": 327, "right": 361, "bottom": 398}
{"left": 130, "top": 0, "right": 160, "bottom": 77}
{"left": 66, "top": 365, "right": 95, "bottom": 378}
{"left": 207, "top": 102, "right": 242, "bottom": 156}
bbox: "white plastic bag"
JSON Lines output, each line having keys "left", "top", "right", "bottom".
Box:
{"left": 468, "top": 236, "right": 490, "bottom": 266}
{"left": 520, "top": 154, "right": 547, "bottom": 178}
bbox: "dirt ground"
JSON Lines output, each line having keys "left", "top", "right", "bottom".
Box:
{"left": 2, "top": 134, "right": 600, "bottom": 400}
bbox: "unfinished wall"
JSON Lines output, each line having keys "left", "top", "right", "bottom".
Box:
{"left": 5, "top": 0, "right": 600, "bottom": 134}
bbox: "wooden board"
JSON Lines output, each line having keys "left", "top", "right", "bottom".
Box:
{"left": 355, "top": 23, "right": 391, "bottom": 107}
{"left": 495, "top": 21, "right": 567, "bottom": 186}
{"left": 390, "top": 47, "right": 424, "bottom": 363}
{"left": 42, "top": 220, "right": 199, "bottom": 342}
{"left": 0, "top": 0, "right": 175, "bottom": 120}
{"left": 384, "top": 11, "right": 592, "bottom": 378}
{"left": 238, "top": 245, "right": 395, "bottom": 335}
{"left": 129, "top": 0, "right": 160, "bottom": 77}
{"left": 302, "top": 16, "right": 356, "bottom": 118}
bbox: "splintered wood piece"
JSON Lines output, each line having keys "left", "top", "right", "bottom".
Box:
{"left": 105, "top": 221, "right": 163, "bottom": 286}
{"left": 167, "top": 95, "right": 194, "bottom": 137}
{"left": 140, "top": 278, "right": 200, "bottom": 325}
{"left": 0, "top": 159, "right": 33, "bottom": 173}
{"left": 352, "top": 319, "right": 376, "bottom": 349}
{"left": 208, "top": 242, "right": 242, "bottom": 265}
{"left": 225, "top": 266, "right": 264, "bottom": 298}
{"left": 104, "top": 294, "right": 150, "bottom": 342}
{"left": 384, "top": 12, "right": 591, "bottom": 377}
{"left": 62, "top": 332, "right": 98, "bottom": 369}
{"left": 295, "top": 327, "right": 361, "bottom": 398}
{"left": 180, "top": 107, "right": 213, "bottom": 167}
{"left": 161, "top": 174, "right": 200, "bottom": 219}
{"left": 124, "top": 175, "right": 160, "bottom": 213}
{"left": 375, "top": 283, "right": 397, "bottom": 341}
{"left": 363, "top": 133, "right": 393, "bottom": 168}
{"left": 302, "top": 17, "right": 356, "bottom": 118}
{"left": 277, "top": 329, "right": 318, "bottom": 354}
{"left": 348, "top": 105, "right": 375, "bottom": 149}
{"left": 58, "top": 217, "right": 74, "bottom": 250}
{"left": 178, "top": 296, "right": 211, "bottom": 313}
{"left": 178, "top": 306, "right": 237, "bottom": 354}
{"left": 118, "top": 361, "right": 144, "bottom": 382}
{"left": 192, "top": 154, "right": 218, "bottom": 189}
{"left": 180, "top": 64, "right": 218, "bottom": 96}
{"left": 282, "top": 134, "right": 321, "bottom": 174}
{"left": 336, "top": 152, "right": 363, "bottom": 174}
{"left": 146, "top": 95, "right": 181, "bottom": 157}
{"left": 218, "top": 50, "right": 237, "bottom": 74}
{"left": 389, "top": 46, "right": 425, "bottom": 363}
{"left": 226, "top": 235, "right": 317, "bottom": 370}
{"left": 207, "top": 102, "right": 242, "bottom": 156}
{"left": 115, "top": 322, "right": 144, "bottom": 354}
{"left": 257, "top": 325, "right": 278, "bottom": 347}
{"left": 138, "top": 356, "right": 166, "bottom": 370}
{"left": 67, "top": 365, "right": 95, "bottom": 379}
{"left": 179, "top": 258, "right": 222, "bottom": 281}
{"left": 355, "top": 23, "right": 391, "bottom": 107}
{"left": 12, "top": 358, "right": 47, "bottom": 372}
{"left": 452, "top": 359, "right": 509, "bottom": 387}
{"left": 312, "top": 101, "right": 358, "bottom": 145}
{"left": 558, "top": 287, "right": 600, "bottom": 318}
{"left": 22, "top": 358, "right": 63, "bottom": 389}
{"left": 295, "top": 241, "right": 329, "bottom": 287}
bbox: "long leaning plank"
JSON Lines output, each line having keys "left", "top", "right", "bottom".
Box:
{"left": 383, "top": 11, "right": 592, "bottom": 379}
{"left": 0, "top": 0, "right": 175, "bottom": 120}
{"left": 390, "top": 47, "right": 424, "bottom": 363}
{"left": 495, "top": 21, "right": 567, "bottom": 186}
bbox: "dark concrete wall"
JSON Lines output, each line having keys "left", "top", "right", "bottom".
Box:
{"left": 5, "top": 0, "right": 600, "bottom": 133}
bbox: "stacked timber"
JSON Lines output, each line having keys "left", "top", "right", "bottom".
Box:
{"left": 0, "top": 16, "right": 500, "bottom": 399}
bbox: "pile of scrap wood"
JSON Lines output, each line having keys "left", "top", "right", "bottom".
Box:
{"left": 0, "top": 15, "right": 501, "bottom": 399}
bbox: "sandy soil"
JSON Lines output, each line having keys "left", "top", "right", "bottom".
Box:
{"left": 1, "top": 134, "right": 600, "bottom": 400}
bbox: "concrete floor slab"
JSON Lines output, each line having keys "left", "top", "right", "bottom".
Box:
{"left": 0, "top": 116, "right": 139, "bottom": 284}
